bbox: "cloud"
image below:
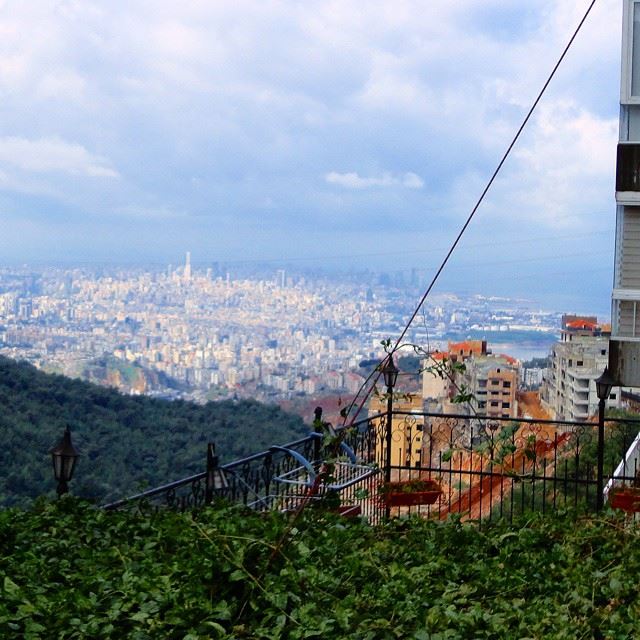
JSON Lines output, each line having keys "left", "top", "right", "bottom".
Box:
{"left": 325, "top": 171, "right": 424, "bottom": 189}
{"left": 0, "top": 0, "right": 625, "bottom": 307}
{"left": 482, "top": 100, "right": 618, "bottom": 229}
{"left": 0, "top": 137, "right": 118, "bottom": 178}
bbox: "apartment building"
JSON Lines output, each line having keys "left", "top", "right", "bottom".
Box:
{"left": 462, "top": 354, "right": 518, "bottom": 419}
{"left": 541, "top": 316, "right": 620, "bottom": 420}
{"left": 369, "top": 393, "right": 424, "bottom": 470}
{"left": 609, "top": 1, "right": 640, "bottom": 387}
{"left": 422, "top": 340, "right": 487, "bottom": 412}
{"left": 421, "top": 340, "right": 518, "bottom": 419}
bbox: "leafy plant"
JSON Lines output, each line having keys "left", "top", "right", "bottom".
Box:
{"left": 2, "top": 500, "right": 640, "bottom": 639}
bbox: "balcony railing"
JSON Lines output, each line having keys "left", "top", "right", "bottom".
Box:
{"left": 104, "top": 410, "right": 640, "bottom": 525}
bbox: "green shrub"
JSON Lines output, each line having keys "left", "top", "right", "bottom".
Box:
{"left": 1, "top": 500, "right": 639, "bottom": 639}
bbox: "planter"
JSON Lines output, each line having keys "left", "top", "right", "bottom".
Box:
{"left": 379, "top": 479, "right": 442, "bottom": 507}
{"left": 610, "top": 488, "right": 640, "bottom": 513}
{"left": 381, "top": 490, "right": 441, "bottom": 507}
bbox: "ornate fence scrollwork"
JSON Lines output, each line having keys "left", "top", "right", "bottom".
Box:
{"left": 104, "top": 410, "right": 640, "bottom": 525}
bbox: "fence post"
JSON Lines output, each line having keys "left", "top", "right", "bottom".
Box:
{"left": 381, "top": 355, "right": 398, "bottom": 519}
{"left": 313, "top": 406, "right": 323, "bottom": 462}
{"left": 205, "top": 443, "right": 215, "bottom": 505}
{"left": 206, "top": 442, "right": 228, "bottom": 505}
{"left": 595, "top": 367, "right": 615, "bottom": 512}
{"left": 596, "top": 399, "right": 605, "bottom": 512}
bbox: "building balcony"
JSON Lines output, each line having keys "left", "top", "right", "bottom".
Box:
{"left": 612, "top": 294, "right": 640, "bottom": 340}
{"left": 570, "top": 377, "right": 590, "bottom": 390}
{"left": 616, "top": 143, "right": 640, "bottom": 203}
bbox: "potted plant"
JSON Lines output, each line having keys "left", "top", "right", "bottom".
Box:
{"left": 378, "top": 478, "right": 442, "bottom": 507}
{"left": 609, "top": 485, "right": 640, "bottom": 512}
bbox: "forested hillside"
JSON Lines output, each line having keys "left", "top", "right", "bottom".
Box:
{"left": 0, "top": 356, "right": 307, "bottom": 507}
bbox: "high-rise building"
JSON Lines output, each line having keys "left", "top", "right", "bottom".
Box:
{"left": 422, "top": 340, "right": 488, "bottom": 413}
{"left": 610, "top": 2, "right": 640, "bottom": 385}
{"left": 184, "top": 252, "right": 192, "bottom": 282}
{"left": 541, "top": 316, "right": 620, "bottom": 420}
{"left": 17, "top": 298, "right": 32, "bottom": 321}
{"left": 462, "top": 354, "right": 518, "bottom": 420}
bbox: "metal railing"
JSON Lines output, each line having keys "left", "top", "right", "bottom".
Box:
{"left": 103, "top": 415, "right": 386, "bottom": 520}
{"left": 103, "top": 410, "right": 640, "bottom": 524}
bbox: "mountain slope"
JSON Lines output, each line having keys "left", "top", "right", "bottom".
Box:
{"left": 0, "top": 356, "right": 307, "bottom": 506}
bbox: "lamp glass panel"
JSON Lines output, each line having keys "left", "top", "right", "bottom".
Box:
{"left": 62, "top": 455, "right": 77, "bottom": 481}
{"left": 52, "top": 455, "right": 63, "bottom": 480}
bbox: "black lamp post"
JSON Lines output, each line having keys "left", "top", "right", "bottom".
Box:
{"left": 595, "top": 367, "right": 615, "bottom": 511}
{"left": 205, "top": 443, "right": 229, "bottom": 505}
{"left": 381, "top": 354, "right": 399, "bottom": 517}
{"left": 50, "top": 426, "right": 80, "bottom": 496}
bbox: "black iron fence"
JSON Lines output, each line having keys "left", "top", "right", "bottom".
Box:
{"left": 104, "top": 410, "right": 640, "bottom": 525}
{"left": 103, "top": 422, "right": 385, "bottom": 521}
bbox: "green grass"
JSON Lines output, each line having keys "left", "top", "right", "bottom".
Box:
{"left": 1, "top": 499, "right": 639, "bottom": 639}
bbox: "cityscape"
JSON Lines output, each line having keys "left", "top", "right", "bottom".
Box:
{"left": 5, "top": 2, "right": 640, "bottom": 636}
{"left": 0, "top": 253, "right": 563, "bottom": 405}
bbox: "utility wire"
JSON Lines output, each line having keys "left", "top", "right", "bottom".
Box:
{"left": 342, "top": 0, "right": 599, "bottom": 426}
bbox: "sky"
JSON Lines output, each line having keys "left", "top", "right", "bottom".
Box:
{"left": 0, "top": 0, "right": 624, "bottom": 314}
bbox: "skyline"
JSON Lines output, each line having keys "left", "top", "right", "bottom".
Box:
{"left": 0, "top": 1, "right": 622, "bottom": 311}
{"left": 0, "top": 261, "right": 565, "bottom": 407}
{"left": 0, "top": 257, "right": 613, "bottom": 320}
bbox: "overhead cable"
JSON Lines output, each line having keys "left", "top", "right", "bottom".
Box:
{"left": 342, "top": 0, "right": 600, "bottom": 426}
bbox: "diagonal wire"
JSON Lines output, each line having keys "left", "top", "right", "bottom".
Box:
{"left": 342, "top": 0, "right": 599, "bottom": 426}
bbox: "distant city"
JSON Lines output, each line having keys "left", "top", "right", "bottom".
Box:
{"left": 0, "top": 254, "right": 569, "bottom": 404}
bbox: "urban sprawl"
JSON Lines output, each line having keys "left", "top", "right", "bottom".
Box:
{"left": 0, "top": 255, "right": 567, "bottom": 407}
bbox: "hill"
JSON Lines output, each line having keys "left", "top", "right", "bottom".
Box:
{"left": 0, "top": 356, "right": 307, "bottom": 507}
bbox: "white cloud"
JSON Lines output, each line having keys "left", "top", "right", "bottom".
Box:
{"left": 0, "top": 137, "right": 118, "bottom": 178}
{"left": 402, "top": 172, "right": 425, "bottom": 189}
{"left": 36, "top": 69, "right": 86, "bottom": 101}
{"left": 505, "top": 101, "right": 617, "bottom": 228}
{"left": 447, "top": 99, "right": 618, "bottom": 232}
{"left": 0, "top": 0, "right": 625, "bottom": 282}
{"left": 325, "top": 171, "right": 424, "bottom": 189}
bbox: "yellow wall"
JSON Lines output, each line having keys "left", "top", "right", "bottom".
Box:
{"left": 369, "top": 393, "right": 424, "bottom": 469}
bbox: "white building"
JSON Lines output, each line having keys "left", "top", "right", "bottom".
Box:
{"left": 541, "top": 317, "right": 621, "bottom": 420}
{"left": 610, "top": 1, "right": 640, "bottom": 386}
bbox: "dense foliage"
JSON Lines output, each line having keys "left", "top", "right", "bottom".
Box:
{"left": 1, "top": 500, "right": 639, "bottom": 639}
{"left": 0, "top": 357, "right": 307, "bottom": 507}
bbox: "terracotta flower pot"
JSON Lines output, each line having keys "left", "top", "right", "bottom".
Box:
{"left": 381, "top": 490, "right": 441, "bottom": 507}
{"left": 610, "top": 488, "right": 640, "bottom": 512}
{"left": 379, "top": 479, "right": 442, "bottom": 507}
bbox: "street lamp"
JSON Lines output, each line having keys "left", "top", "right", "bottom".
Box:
{"left": 595, "top": 367, "right": 615, "bottom": 403}
{"left": 50, "top": 426, "right": 80, "bottom": 496}
{"left": 381, "top": 354, "right": 398, "bottom": 518}
{"left": 595, "top": 367, "right": 616, "bottom": 511}
{"left": 381, "top": 354, "right": 399, "bottom": 389}
{"left": 205, "top": 443, "right": 229, "bottom": 504}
